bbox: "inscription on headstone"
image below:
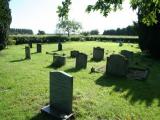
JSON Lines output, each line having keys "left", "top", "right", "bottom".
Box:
{"left": 93, "top": 47, "right": 104, "bottom": 61}
{"left": 41, "top": 71, "right": 74, "bottom": 119}
{"left": 75, "top": 53, "right": 88, "bottom": 69}
{"left": 25, "top": 46, "right": 31, "bottom": 59}
{"left": 106, "top": 54, "right": 128, "bottom": 76}
{"left": 37, "top": 43, "right": 42, "bottom": 53}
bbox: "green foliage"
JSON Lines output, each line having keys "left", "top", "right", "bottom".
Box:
{"left": 37, "top": 30, "right": 45, "bottom": 35}
{"left": 0, "top": 0, "right": 12, "bottom": 50}
{"left": 56, "top": 19, "right": 82, "bottom": 37}
{"left": 81, "top": 31, "right": 90, "bottom": 36}
{"left": 9, "top": 28, "right": 33, "bottom": 35}
{"left": 90, "top": 29, "right": 99, "bottom": 35}
{"left": 57, "top": 0, "right": 72, "bottom": 20}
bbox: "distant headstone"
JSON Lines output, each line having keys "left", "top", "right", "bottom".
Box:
{"left": 37, "top": 43, "right": 42, "bottom": 53}
{"left": 106, "top": 54, "right": 128, "bottom": 76}
{"left": 58, "top": 42, "right": 62, "bottom": 51}
{"left": 75, "top": 53, "right": 87, "bottom": 69}
{"left": 41, "top": 71, "right": 74, "bottom": 119}
{"left": 28, "top": 42, "right": 32, "bottom": 48}
{"left": 93, "top": 47, "right": 104, "bottom": 61}
{"left": 52, "top": 55, "right": 66, "bottom": 67}
{"left": 70, "top": 50, "right": 79, "bottom": 58}
{"left": 25, "top": 46, "right": 31, "bottom": 59}
{"left": 119, "top": 41, "right": 123, "bottom": 47}
{"left": 121, "top": 50, "right": 134, "bottom": 59}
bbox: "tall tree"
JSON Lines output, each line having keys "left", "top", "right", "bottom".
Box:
{"left": 0, "top": 0, "right": 12, "bottom": 50}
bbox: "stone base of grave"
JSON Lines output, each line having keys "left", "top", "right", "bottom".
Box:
{"left": 41, "top": 105, "right": 74, "bottom": 120}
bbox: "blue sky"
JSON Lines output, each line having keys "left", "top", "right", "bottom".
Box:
{"left": 10, "top": 0, "right": 138, "bottom": 34}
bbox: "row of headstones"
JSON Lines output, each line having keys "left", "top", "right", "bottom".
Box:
{"left": 41, "top": 53, "right": 134, "bottom": 119}
{"left": 25, "top": 42, "right": 62, "bottom": 59}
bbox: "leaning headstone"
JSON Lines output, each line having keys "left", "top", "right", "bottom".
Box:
{"left": 52, "top": 55, "right": 66, "bottom": 67}
{"left": 25, "top": 46, "right": 31, "bottom": 59}
{"left": 41, "top": 71, "right": 74, "bottom": 119}
{"left": 37, "top": 43, "right": 42, "bottom": 53}
{"left": 75, "top": 53, "right": 87, "bottom": 69}
{"left": 58, "top": 42, "right": 62, "bottom": 51}
{"left": 70, "top": 50, "right": 79, "bottom": 58}
{"left": 93, "top": 47, "right": 104, "bottom": 61}
{"left": 28, "top": 42, "right": 32, "bottom": 48}
{"left": 106, "top": 54, "right": 128, "bottom": 76}
{"left": 121, "top": 50, "right": 134, "bottom": 59}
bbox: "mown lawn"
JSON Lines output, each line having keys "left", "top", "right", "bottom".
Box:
{"left": 0, "top": 41, "right": 160, "bottom": 120}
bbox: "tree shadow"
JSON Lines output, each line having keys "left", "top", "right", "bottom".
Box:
{"left": 30, "top": 112, "right": 58, "bottom": 120}
{"left": 10, "top": 58, "right": 27, "bottom": 62}
{"left": 96, "top": 72, "right": 160, "bottom": 106}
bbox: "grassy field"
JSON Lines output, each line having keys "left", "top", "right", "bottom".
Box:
{"left": 1, "top": 41, "right": 160, "bottom": 120}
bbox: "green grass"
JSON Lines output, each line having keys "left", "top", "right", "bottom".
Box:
{"left": 0, "top": 41, "right": 160, "bottom": 120}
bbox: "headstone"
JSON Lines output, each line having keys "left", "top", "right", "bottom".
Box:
{"left": 28, "top": 42, "right": 32, "bottom": 48}
{"left": 70, "top": 50, "right": 79, "bottom": 58}
{"left": 119, "top": 41, "right": 123, "bottom": 47}
{"left": 93, "top": 47, "right": 104, "bottom": 61}
{"left": 25, "top": 46, "right": 31, "bottom": 59}
{"left": 41, "top": 71, "right": 74, "bottom": 119}
{"left": 52, "top": 55, "right": 66, "bottom": 67}
{"left": 121, "top": 50, "right": 134, "bottom": 59}
{"left": 58, "top": 42, "right": 62, "bottom": 51}
{"left": 75, "top": 53, "right": 87, "bottom": 69}
{"left": 106, "top": 54, "right": 128, "bottom": 76}
{"left": 37, "top": 43, "right": 42, "bottom": 53}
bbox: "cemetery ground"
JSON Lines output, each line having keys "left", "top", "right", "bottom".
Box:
{"left": 1, "top": 41, "right": 160, "bottom": 120}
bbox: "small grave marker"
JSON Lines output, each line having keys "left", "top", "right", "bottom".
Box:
{"left": 25, "top": 46, "right": 31, "bottom": 59}
{"left": 93, "top": 47, "right": 104, "bottom": 61}
{"left": 37, "top": 43, "right": 42, "bottom": 53}
{"left": 75, "top": 53, "right": 87, "bottom": 69}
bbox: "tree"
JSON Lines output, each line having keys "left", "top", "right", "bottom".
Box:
{"left": 90, "top": 29, "right": 99, "bottom": 35}
{"left": 37, "top": 30, "right": 45, "bottom": 35}
{"left": 56, "top": 19, "right": 82, "bottom": 37}
{"left": 0, "top": 0, "right": 12, "bottom": 50}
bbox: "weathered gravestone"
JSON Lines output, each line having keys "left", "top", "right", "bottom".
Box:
{"left": 93, "top": 47, "right": 104, "bottom": 61}
{"left": 25, "top": 46, "right": 31, "bottom": 59}
{"left": 52, "top": 55, "right": 66, "bottom": 67}
{"left": 70, "top": 50, "right": 79, "bottom": 58}
{"left": 121, "top": 50, "right": 134, "bottom": 59}
{"left": 28, "top": 42, "right": 32, "bottom": 48}
{"left": 106, "top": 54, "right": 129, "bottom": 76}
{"left": 75, "top": 53, "right": 88, "bottom": 69}
{"left": 37, "top": 43, "right": 42, "bottom": 53}
{"left": 58, "top": 42, "right": 62, "bottom": 51}
{"left": 41, "top": 71, "right": 74, "bottom": 119}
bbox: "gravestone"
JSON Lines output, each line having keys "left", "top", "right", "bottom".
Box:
{"left": 28, "top": 42, "right": 32, "bottom": 48}
{"left": 52, "top": 55, "right": 66, "bottom": 67}
{"left": 75, "top": 53, "right": 87, "bottom": 69}
{"left": 119, "top": 41, "right": 123, "bottom": 47}
{"left": 93, "top": 47, "right": 104, "bottom": 61}
{"left": 121, "top": 50, "right": 134, "bottom": 59}
{"left": 25, "top": 46, "right": 31, "bottom": 59}
{"left": 70, "top": 50, "right": 79, "bottom": 58}
{"left": 106, "top": 54, "right": 128, "bottom": 76}
{"left": 58, "top": 42, "right": 62, "bottom": 51}
{"left": 37, "top": 43, "right": 42, "bottom": 53}
{"left": 41, "top": 71, "right": 74, "bottom": 119}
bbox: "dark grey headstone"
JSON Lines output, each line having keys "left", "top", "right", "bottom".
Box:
{"left": 28, "top": 42, "right": 32, "bottom": 48}
{"left": 41, "top": 71, "right": 74, "bottom": 119}
{"left": 106, "top": 54, "right": 128, "bottom": 76}
{"left": 75, "top": 53, "right": 87, "bottom": 69}
{"left": 119, "top": 41, "right": 123, "bottom": 47}
{"left": 70, "top": 50, "right": 79, "bottom": 58}
{"left": 121, "top": 50, "right": 134, "bottom": 59}
{"left": 52, "top": 55, "right": 66, "bottom": 67}
{"left": 58, "top": 42, "right": 62, "bottom": 51}
{"left": 37, "top": 43, "right": 42, "bottom": 53}
{"left": 25, "top": 46, "right": 31, "bottom": 59}
{"left": 93, "top": 47, "right": 104, "bottom": 61}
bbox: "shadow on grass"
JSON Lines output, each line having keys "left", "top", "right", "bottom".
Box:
{"left": 46, "top": 63, "right": 64, "bottom": 69}
{"left": 30, "top": 112, "right": 58, "bottom": 120}
{"left": 31, "top": 52, "right": 39, "bottom": 54}
{"left": 10, "top": 58, "right": 27, "bottom": 62}
{"left": 64, "top": 67, "right": 82, "bottom": 73}
{"left": 96, "top": 72, "right": 160, "bottom": 106}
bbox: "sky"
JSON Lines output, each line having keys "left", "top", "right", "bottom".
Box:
{"left": 10, "top": 0, "right": 138, "bottom": 34}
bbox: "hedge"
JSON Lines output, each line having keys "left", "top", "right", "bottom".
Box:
{"left": 9, "top": 35, "right": 139, "bottom": 45}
